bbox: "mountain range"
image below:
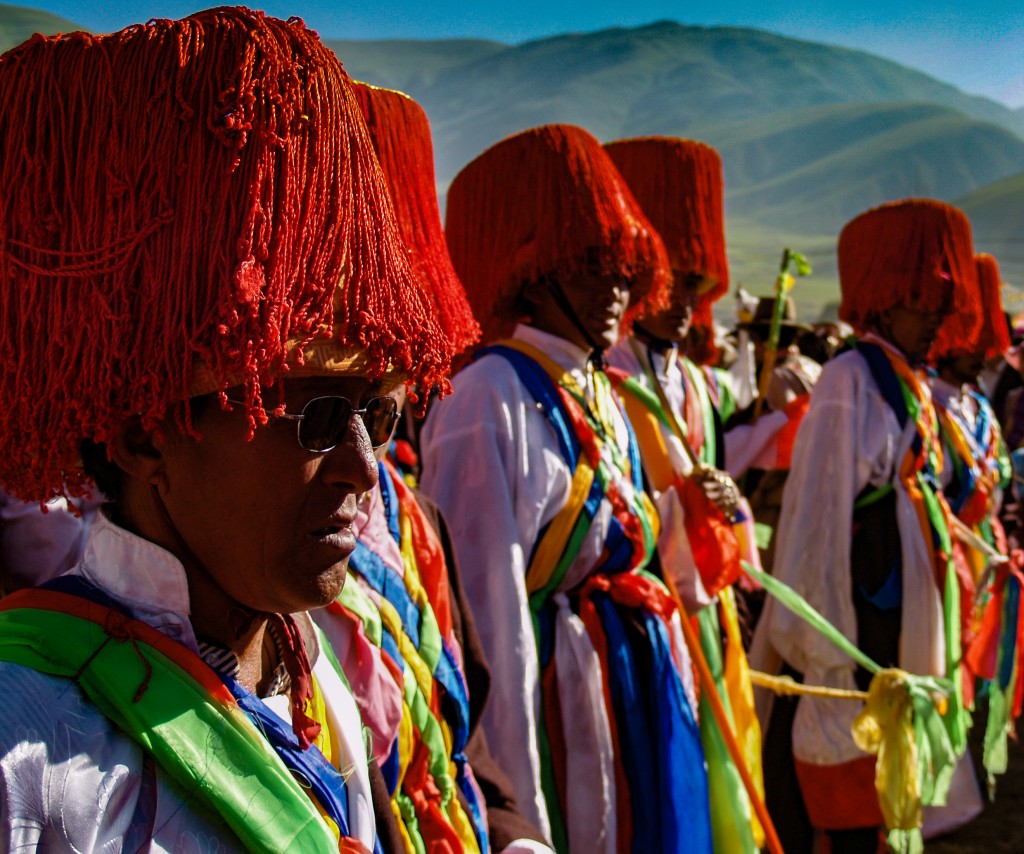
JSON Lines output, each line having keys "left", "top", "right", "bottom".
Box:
{"left": 2, "top": 5, "right": 1021, "bottom": 317}
{"left": 328, "top": 22, "right": 1024, "bottom": 313}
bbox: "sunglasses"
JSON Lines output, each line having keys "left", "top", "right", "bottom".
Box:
{"left": 226, "top": 395, "right": 400, "bottom": 452}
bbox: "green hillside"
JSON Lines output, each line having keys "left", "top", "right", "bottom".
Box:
{"left": 0, "top": 3, "right": 82, "bottom": 52}
{"left": 956, "top": 173, "right": 1024, "bottom": 288}
{"left": 724, "top": 104, "right": 1024, "bottom": 232}
{"left": 330, "top": 20, "right": 1024, "bottom": 300}
{"left": 723, "top": 219, "right": 841, "bottom": 322}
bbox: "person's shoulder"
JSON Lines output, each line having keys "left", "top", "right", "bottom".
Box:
{"left": 0, "top": 663, "right": 125, "bottom": 749}
{"left": 801, "top": 348, "right": 876, "bottom": 411}
{"left": 426, "top": 351, "right": 532, "bottom": 432}
{"left": 817, "top": 347, "right": 874, "bottom": 384}
{"left": 0, "top": 661, "right": 144, "bottom": 820}
{"left": 822, "top": 346, "right": 868, "bottom": 372}
{"left": 450, "top": 350, "right": 527, "bottom": 393}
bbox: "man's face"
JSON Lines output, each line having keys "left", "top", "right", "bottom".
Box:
{"left": 155, "top": 375, "right": 399, "bottom": 616}
{"left": 528, "top": 265, "right": 631, "bottom": 351}
{"left": 877, "top": 305, "right": 948, "bottom": 363}
{"left": 942, "top": 352, "right": 986, "bottom": 386}
{"left": 636, "top": 271, "right": 704, "bottom": 344}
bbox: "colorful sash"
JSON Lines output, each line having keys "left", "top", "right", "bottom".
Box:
{"left": 966, "top": 553, "right": 1024, "bottom": 788}
{"left": 341, "top": 460, "right": 487, "bottom": 854}
{"left": 0, "top": 582, "right": 375, "bottom": 854}
{"left": 936, "top": 390, "right": 1007, "bottom": 527}
{"left": 935, "top": 388, "right": 1022, "bottom": 788}
{"left": 934, "top": 387, "right": 1013, "bottom": 708}
{"left": 482, "top": 341, "right": 657, "bottom": 593}
{"left": 606, "top": 342, "right": 763, "bottom": 852}
{"left": 482, "top": 338, "right": 711, "bottom": 854}
{"left": 855, "top": 341, "right": 968, "bottom": 755}
{"left": 610, "top": 358, "right": 743, "bottom": 597}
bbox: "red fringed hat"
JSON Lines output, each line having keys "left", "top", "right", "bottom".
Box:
{"left": 352, "top": 82, "right": 480, "bottom": 356}
{"left": 837, "top": 199, "right": 978, "bottom": 329}
{"left": 0, "top": 8, "right": 449, "bottom": 502}
{"left": 444, "top": 124, "right": 671, "bottom": 345}
{"left": 604, "top": 136, "right": 729, "bottom": 306}
{"left": 969, "top": 254, "right": 1010, "bottom": 357}
{"left": 930, "top": 252, "right": 1011, "bottom": 360}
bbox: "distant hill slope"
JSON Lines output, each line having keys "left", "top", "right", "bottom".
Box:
{"left": 0, "top": 3, "right": 82, "bottom": 52}
{"left": 3, "top": 7, "right": 1018, "bottom": 301}
{"left": 956, "top": 172, "right": 1024, "bottom": 287}
{"left": 721, "top": 103, "right": 1024, "bottom": 231}
{"left": 330, "top": 38, "right": 505, "bottom": 90}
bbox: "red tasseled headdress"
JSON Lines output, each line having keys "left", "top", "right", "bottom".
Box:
{"left": 0, "top": 8, "right": 449, "bottom": 502}
{"left": 837, "top": 199, "right": 978, "bottom": 330}
{"left": 352, "top": 82, "right": 480, "bottom": 356}
{"left": 971, "top": 254, "right": 1010, "bottom": 357}
{"left": 444, "top": 124, "right": 671, "bottom": 345}
{"left": 930, "top": 252, "right": 1011, "bottom": 360}
{"left": 604, "top": 136, "right": 729, "bottom": 305}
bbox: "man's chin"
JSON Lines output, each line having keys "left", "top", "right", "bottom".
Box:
{"left": 287, "top": 560, "right": 350, "bottom": 613}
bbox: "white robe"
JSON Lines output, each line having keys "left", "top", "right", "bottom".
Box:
{"left": 420, "top": 324, "right": 642, "bottom": 852}
{"left": 0, "top": 514, "right": 375, "bottom": 852}
{"left": 759, "top": 338, "right": 947, "bottom": 766}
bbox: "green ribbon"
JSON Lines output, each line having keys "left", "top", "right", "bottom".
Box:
{"left": 0, "top": 604, "right": 341, "bottom": 852}
{"left": 741, "top": 560, "right": 962, "bottom": 853}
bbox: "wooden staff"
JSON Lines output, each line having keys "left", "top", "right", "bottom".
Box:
{"left": 752, "top": 248, "right": 811, "bottom": 421}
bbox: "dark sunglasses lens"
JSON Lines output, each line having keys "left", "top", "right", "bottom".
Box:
{"left": 298, "top": 397, "right": 353, "bottom": 452}
{"left": 362, "top": 397, "right": 399, "bottom": 447}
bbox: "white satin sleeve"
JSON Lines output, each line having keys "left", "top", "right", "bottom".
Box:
{"left": 0, "top": 663, "right": 238, "bottom": 853}
{"left": 499, "top": 840, "right": 557, "bottom": 854}
{"left": 763, "top": 350, "right": 897, "bottom": 678}
{"left": 724, "top": 409, "right": 789, "bottom": 478}
{"left": 420, "top": 355, "right": 573, "bottom": 842}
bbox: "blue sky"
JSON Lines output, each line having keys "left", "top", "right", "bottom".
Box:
{"left": 30, "top": 0, "right": 1024, "bottom": 106}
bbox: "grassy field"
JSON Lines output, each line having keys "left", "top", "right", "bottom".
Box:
{"left": 721, "top": 217, "right": 841, "bottom": 321}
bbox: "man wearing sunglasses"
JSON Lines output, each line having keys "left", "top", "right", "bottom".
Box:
{"left": 0, "top": 9, "right": 449, "bottom": 851}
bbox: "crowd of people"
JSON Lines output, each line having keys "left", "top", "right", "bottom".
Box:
{"left": 0, "top": 7, "right": 1022, "bottom": 853}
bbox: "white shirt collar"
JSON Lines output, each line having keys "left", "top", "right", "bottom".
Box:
{"left": 641, "top": 339, "right": 681, "bottom": 381}
{"left": 513, "top": 323, "right": 591, "bottom": 373}
{"left": 74, "top": 512, "right": 197, "bottom": 649}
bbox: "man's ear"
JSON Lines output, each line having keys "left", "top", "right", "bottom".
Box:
{"left": 107, "top": 416, "right": 166, "bottom": 489}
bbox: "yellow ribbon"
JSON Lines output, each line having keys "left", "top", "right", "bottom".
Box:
{"left": 851, "top": 669, "right": 934, "bottom": 854}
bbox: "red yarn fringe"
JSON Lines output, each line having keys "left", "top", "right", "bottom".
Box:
{"left": 444, "top": 124, "right": 671, "bottom": 346}
{"left": 931, "top": 251, "right": 1010, "bottom": 360}
{"left": 352, "top": 82, "right": 480, "bottom": 357}
{"left": 605, "top": 136, "right": 730, "bottom": 311}
{"left": 974, "top": 253, "right": 1011, "bottom": 357}
{"left": 837, "top": 199, "right": 977, "bottom": 332}
{"left": 0, "top": 8, "right": 450, "bottom": 501}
